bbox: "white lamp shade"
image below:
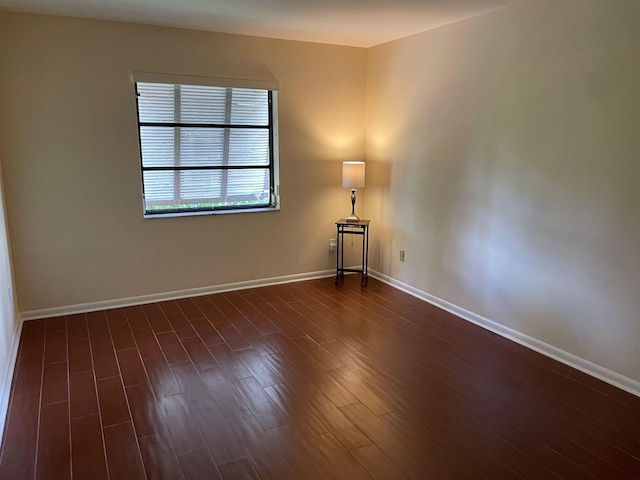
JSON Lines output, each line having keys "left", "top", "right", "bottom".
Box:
{"left": 342, "top": 162, "right": 365, "bottom": 189}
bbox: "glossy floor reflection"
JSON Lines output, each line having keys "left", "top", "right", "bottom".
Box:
{"left": 1, "top": 276, "right": 639, "bottom": 479}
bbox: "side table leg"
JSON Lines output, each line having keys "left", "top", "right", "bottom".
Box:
{"left": 362, "top": 225, "right": 369, "bottom": 286}
{"left": 335, "top": 226, "right": 340, "bottom": 284}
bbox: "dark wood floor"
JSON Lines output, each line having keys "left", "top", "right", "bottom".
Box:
{"left": 1, "top": 276, "right": 639, "bottom": 479}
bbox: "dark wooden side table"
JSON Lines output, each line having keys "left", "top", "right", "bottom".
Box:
{"left": 335, "top": 219, "right": 370, "bottom": 286}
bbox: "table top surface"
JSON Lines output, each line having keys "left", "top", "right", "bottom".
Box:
{"left": 336, "top": 219, "right": 370, "bottom": 226}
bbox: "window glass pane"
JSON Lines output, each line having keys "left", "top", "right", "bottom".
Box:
{"left": 143, "top": 171, "right": 175, "bottom": 202}
{"left": 230, "top": 89, "right": 269, "bottom": 125}
{"left": 137, "top": 83, "right": 174, "bottom": 123}
{"left": 180, "top": 85, "right": 227, "bottom": 124}
{"left": 143, "top": 169, "right": 271, "bottom": 212}
{"left": 228, "top": 129, "right": 269, "bottom": 166}
{"left": 141, "top": 127, "right": 269, "bottom": 167}
{"left": 180, "top": 128, "right": 225, "bottom": 166}
{"left": 179, "top": 170, "right": 223, "bottom": 200}
{"left": 144, "top": 170, "right": 223, "bottom": 212}
{"left": 140, "top": 126, "right": 175, "bottom": 167}
{"left": 227, "top": 168, "right": 270, "bottom": 198}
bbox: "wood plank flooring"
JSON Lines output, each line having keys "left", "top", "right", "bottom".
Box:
{"left": 1, "top": 276, "right": 639, "bottom": 479}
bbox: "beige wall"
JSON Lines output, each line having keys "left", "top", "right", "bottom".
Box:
{"left": 0, "top": 12, "right": 366, "bottom": 311}
{"left": 365, "top": 0, "right": 640, "bottom": 382}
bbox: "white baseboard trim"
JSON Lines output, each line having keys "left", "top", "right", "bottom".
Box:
{"left": 20, "top": 269, "right": 335, "bottom": 322}
{"left": 370, "top": 270, "right": 640, "bottom": 398}
{"left": 0, "top": 313, "right": 23, "bottom": 447}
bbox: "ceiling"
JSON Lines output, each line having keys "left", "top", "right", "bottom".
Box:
{"left": 0, "top": 0, "right": 518, "bottom": 47}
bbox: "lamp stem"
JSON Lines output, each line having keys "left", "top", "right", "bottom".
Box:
{"left": 347, "top": 188, "right": 360, "bottom": 222}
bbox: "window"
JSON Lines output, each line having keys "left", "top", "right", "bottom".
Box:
{"left": 134, "top": 74, "right": 279, "bottom": 216}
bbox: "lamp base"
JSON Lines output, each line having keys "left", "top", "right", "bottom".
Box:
{"left": 346, "top": 189, "right": 360, "bottom": 222}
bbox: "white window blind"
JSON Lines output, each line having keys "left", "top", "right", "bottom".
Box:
{"left": 135, "top": 79, "right": 278, "bottom": 215}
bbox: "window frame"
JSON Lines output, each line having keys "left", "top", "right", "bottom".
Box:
{"left": 133, "top": 72, "right": 280, "bottom": 218}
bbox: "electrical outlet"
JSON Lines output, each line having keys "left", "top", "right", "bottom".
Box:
{"left": 400, "top": 249, "right": 405, "bottom": 262}
{"left": 329, "top": 238, "right": 337, "bottom": 252}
